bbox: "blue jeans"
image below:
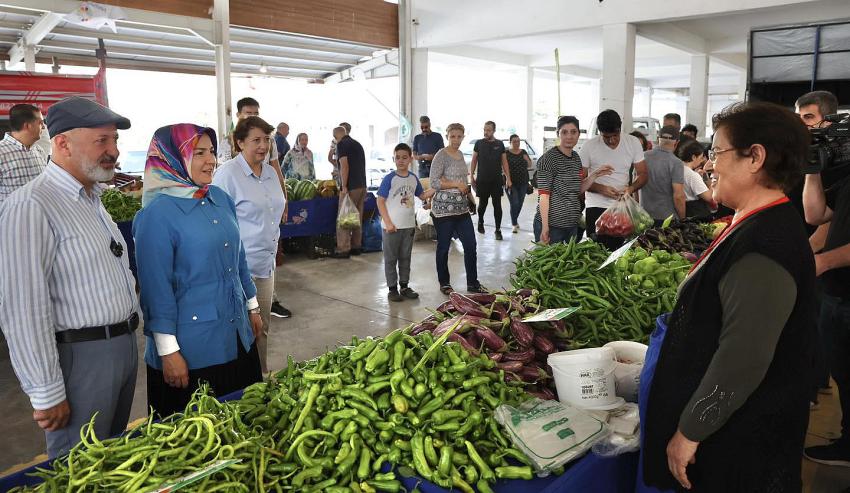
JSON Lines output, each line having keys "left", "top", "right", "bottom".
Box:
{"left": 433, "top": 213, "right": 479, "bottom": 288}
{"left": 507, "top": 182, "right": 528, "bottom": 226}
{"left": 418, "top": 162, "right": 431, "bottom": 178}
{"left": 533, "top": 217, "right": 579, "bottom": 244}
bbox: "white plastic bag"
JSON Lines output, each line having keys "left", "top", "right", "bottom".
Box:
{"left": 337, "top": 194, "right": 361, "bottom": 230}
{"left": 495, "top": 398, "right": 610, "bottom": 474}
{"left": 591, "top": 403, "right": 641, "bottom": 457}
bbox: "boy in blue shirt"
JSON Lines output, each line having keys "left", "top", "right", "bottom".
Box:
{"left": 377, "top": 143, "right": 434, "bottom": 302}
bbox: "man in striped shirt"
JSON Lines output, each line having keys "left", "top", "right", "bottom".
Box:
{"left": 0, "top": 97, "right": 139, "bottom": 458}
{"left": 0, "top": 103, "right": 48, "bottom": 204}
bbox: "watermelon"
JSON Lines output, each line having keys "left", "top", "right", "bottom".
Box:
{"left": 285, "top": 179, "right": 298, "bottom": 200}
{"left": 293, "top": 180, "right": 317, "bottom": 200}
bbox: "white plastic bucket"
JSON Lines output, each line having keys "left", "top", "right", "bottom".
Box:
{"left": 603, "top": 341, "right": 648, "bottom": 403}
{"left": 548, "top": 347, "right": 624, "bottom": 411}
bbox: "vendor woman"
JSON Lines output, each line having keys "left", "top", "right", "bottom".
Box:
{"left": 642, "top": 102, "right": 816, "bottom": 492}
{"left": 134, "top": 124, "right": 263, "bottom": 417}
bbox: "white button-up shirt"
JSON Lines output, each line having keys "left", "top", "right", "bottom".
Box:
{"left": 0, "top": 133, "right": 47, "bottom": 205}
{"left": 0, "top": 161, "right": 138, "bottom": 409}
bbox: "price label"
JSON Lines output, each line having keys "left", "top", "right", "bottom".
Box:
{"left": 153, "top": 460, "right": 241, "bottom": 492}
{"left": 522, "top": 307, "right": 581, "bottom": 323}
{"left": 597, "top": 238, "right": 638, "bottom": 271}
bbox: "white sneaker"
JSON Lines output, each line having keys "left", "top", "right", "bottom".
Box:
{"left": 512, "top": 225, "right": 519, "bottom": 233}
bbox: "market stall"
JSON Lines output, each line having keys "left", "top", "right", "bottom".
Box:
{"left": 1, "top": 208, "right": 718, "bottom": 492}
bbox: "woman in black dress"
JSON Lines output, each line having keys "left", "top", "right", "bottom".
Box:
{"left": 643, "top": 102, "right": 816, "bottom": 492}
{"left": 505, "top": 134, "right": 533, "bottom": 233}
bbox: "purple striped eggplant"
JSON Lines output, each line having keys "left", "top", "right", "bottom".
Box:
{"left": 533, "top": 334, "right": 556, "bottom": 354}
{"left": 446, "top": 332, "right": 479, "bottom": 355}
{"left": 509, "top": 319, "right": 535, "bottom": 348}
{"left": 502, "top": 347, "right": 536, "bottom": 363}
{"left": 449, "top": 292, "right": 491, "bottom": 318}
{"left": 473, "top": 326, "right": 508, "bottom": 352}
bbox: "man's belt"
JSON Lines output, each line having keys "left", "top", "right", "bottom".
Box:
{"left": 56, "top": 313, "right": 140, "bottom": 344}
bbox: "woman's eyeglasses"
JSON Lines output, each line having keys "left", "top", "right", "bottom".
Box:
{"left": 708, "top": 147, "right": 736, "bottom": 163}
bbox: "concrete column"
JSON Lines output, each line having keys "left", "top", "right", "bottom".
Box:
{"left": 398, "top": 0, "right": 412, "bottom": 142}
{"left": 212, "top": 0, "right": 232, "bottom": 143}
{"left": 411, "top": 48, "right": 428, "bottom": 129}
{"left": 23, "top": 45, "right": 36, "bottom": 71}
{"left": 737, "top": 72, "right": 748, "bottom": 103}
{"left": 600, "top": 23, "right": 636, "bottom": 131}
{"left": 687, "top": 54, "right": 709, "bottom": 136}
{"left": 525, "top": 67, "right": 534, "bottom": 144}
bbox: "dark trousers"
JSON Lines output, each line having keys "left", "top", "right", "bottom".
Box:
{"left": 476, "top": 182, "right": 503, "bottom": 231}
{"left": 585, "top": 206, "right": 626, "bottom": 251}
{"left": 418, "top": 162, "right": 431, "bottom": 178}
{"left": 533, "top": 217, "right": 579, "bottom": 244}
{"left": 821, "top": 294, "right": 850, "bottom": 446}
{"left": 433, "top": 213, "right": 479, "bottom": 289}
{"left": 507, "top": 182, "right": 528, "bottom": 226}
{"left": 147, "top": 337, "right": 261, "bottom": 419}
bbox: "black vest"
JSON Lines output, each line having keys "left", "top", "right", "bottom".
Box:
{"left": 643, "top": 202, "right": 816, "bottom": 492}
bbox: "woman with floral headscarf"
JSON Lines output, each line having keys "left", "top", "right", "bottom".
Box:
{"left": 281, "top": 132, "right": 315, "bottom": 181}
{"left": 133, "top": 124, "right": 263, "bottom": 418}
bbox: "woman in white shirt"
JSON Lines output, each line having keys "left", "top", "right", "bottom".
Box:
{"left": 676, "top": 140, "right": 715, "bottom": 220}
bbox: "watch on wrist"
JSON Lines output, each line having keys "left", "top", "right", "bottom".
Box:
{"left": 249, "top": 308, "right": 261, "bottom": 315}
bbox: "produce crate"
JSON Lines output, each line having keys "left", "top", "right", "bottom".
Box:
{"left": 280, "top": 234, "right": 336, "bottom": 259}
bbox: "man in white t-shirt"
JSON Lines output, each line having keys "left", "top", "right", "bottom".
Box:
{"left": 579, "top": 109, "right": 648, "bottom": 249}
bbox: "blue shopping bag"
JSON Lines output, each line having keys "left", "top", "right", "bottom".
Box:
{"left": 635, "top": 314, "right": 674, "bottom": 493}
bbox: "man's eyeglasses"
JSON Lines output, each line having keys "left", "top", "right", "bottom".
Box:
{"left": 708, "top": 147, "right": 736, "bottom": 164}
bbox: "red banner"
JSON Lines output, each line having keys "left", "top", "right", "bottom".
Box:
{"left": 0, "top": 70, "right": 108, "bottom": 118}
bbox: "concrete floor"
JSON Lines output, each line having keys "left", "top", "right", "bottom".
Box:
{"left": 2, "top": 196, "right": 850, "bottom": 491}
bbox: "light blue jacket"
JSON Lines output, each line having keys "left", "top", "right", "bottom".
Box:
{"left": 133, "top": 186, "right": 257, "bottom": 370}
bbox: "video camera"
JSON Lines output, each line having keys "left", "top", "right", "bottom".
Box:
{"left": 807, "top": 112, "right": 850, "bottom": 174}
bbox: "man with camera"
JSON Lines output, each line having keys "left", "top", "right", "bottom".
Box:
{"left": 801, "top": 90, "right": 850, "bottom": 467}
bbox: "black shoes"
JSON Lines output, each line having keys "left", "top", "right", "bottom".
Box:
{"left": 467, "top": 284, "right": 488, "bottom": 294}
{"left": 350, "top": 248, "right": 363, "bottom": 256}
{"left": 388, "top": 290, "right": 404, "bottom": 302}
{"left": 270, "top": 301, "right": 292, "bottom": 318}
{"left": 804, "top": 442, "right": 850, "bottom": 467}
{"left": 478, "top": 222, "right": 485, "bottom": 234}
{"left": 400, "top": 287, "right": 419, "bottom": 299}
{"left": 495, "top": 230, "right": 503, "bottom": 241}
{"left": 331, "top": 251, "right": 350, "bottom": 259}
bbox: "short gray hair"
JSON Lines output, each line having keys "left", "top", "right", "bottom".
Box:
{"left": 796, "top": 90, "right": 838, "bottom": 117}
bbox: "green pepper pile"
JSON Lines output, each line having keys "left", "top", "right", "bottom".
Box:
{"left": 511, "top": 240, "right": 679, "bottom": 347}
{"left": 11, "top": 389, "right": 268, "bottom": 492}
{"left": 615, "top": 247, "right": 691, "bottom": 291}
{"left": 14, "top": 328, "right": 543, "bottom": 492}
{"left": 101, "top": 188, "right": 142, "bottom": 223}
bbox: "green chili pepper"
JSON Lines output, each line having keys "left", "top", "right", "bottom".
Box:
{"left": 392, "top": 394, "right": 409, "bottom": 414}
{"left": 292, "top": 466, "right": 323, "bottom": 487}
{"left": 357, "top": 447, "right": 372, "bottom": 480}
{"left": 392, "top": 340, "right": 406, "bottom": 371}
{"left": 377, "top": 392, "right": 391, "bottom": 410}
{"left": 351, "top": 340, "right": 378, "bottom": 362}
{"left": 464, "top": 440, "right": 495, "bottom": 482}
{"left": 411, "top": 433, "right": 434, "bottom": 480}
{"left": 364, "top": 480, "right": 402, "bottom": 493}
{"left": 424, "top": 435, "right": 439, "bottom": 466}
{"left": 495, "top": 466, "right": 534, "bottom": 480}
{"left": 365, "top": 348, "right": 391, "bottom": 373}
{"left": 438, "top": 445, "right": 453, "bottom": 477}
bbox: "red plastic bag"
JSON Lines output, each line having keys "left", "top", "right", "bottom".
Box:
{"left": 595, "top": 197, "right": 635, "bottom": 237}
